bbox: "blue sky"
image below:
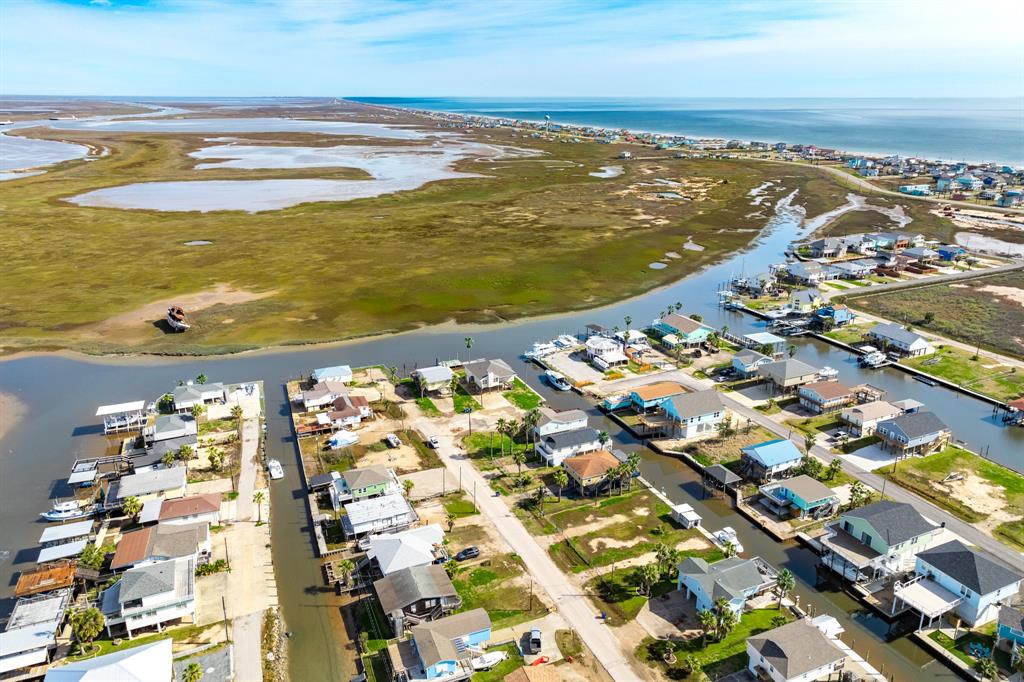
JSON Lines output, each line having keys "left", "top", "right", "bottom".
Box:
{"left": 2, "top": 0, "right": 1022, "bottom": 97}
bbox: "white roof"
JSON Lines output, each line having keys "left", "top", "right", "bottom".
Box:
{"left": 39, "top": 521, "right": 93, "bottom": 544}
{"left": 414, "top": 365, "right": 454, "bottom": 383}
{"left": 44, "top": 637, "right": 172, "bottom": 682}
{"left": 139, "top": 499, "right": 163, "bottom": 524}
{"left": 37, "top": 539, "right": 88, "bottom": 564}
{"left": 96, "top": 401, "right": 146, "bottom": 417}
{"left": 745, "top": 331, "right": 786, "bottom": 344}
{"left": 585, "top": 336, "right": 618, "bottom": 352}
{"left": 0, "top": 641, "right": 49, "bottom": 673}
{"left": 599, "top": 350, "right": 629, "bottom": 363}
{"left": 313, "top": 365, "right": 352, "bottom": 381}
{"left": 116, "top": 467, "right": 186, "bottom": 499}
{"left": 345, "top": 493, "right": 410, "bottom": 527}
{"left": 367, "top": 525, "right": 445, "bottom": 576}
{"left": 67, "top": 469, "right": 98, "bottom": 485}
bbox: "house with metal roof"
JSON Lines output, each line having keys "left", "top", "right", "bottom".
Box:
{"left": 0, "top": 589, "right": 70, "bottom": 675}
{"left": 660, "top": 390, "right": 725, "bottom": 439}
{"left": 312, "top": 365, "right": 353, "bottom": 383}
{"left": 342, "top": 493, "right": 414, "bottom": 538}
{"left": 43, "top": 637, "right": 172, "bottom": 682}
{"left": 806, "top": 237, "right": 847, "bottom": 259}
{"left": 536, "top": 427, "right": 602, "bottom": 467}
{"left": 96, "top": 401, "right": 147, "bottom": 434}
{"left": 732, "top": 348, "right": 772, "bottom": 378}
{"left": 757, "top": 359, "right": 820, "bottom": 394}
{"left": 819, "top": 500, "right": 939, "bottom": 581}
{"left": 374, "top": 564, "right": 461, "bottom": 635}
{"left": 744, "top": 331, "right": 787, "bottom": 358}
{"left": 412, "top": 365, "right": 455, "bottom": 395}
{"left": 108, "top": 466, "right": 187, "bottom": 506}
{"left": 677, "top": 556, "right": 776, "bottom": 616}
{"left": 788, "top": 288, "right": 824, "bottom": 313}
{"left": 875, "top": 411, "right": 950, "bottom": 457}
{"left": 367, "top": 525, "right": 447, "bottom": 577}
{"left": 740, "top": 439, "right": 803, "bottom": 481}
{"left": 100, "top": 557, "right": 195, "bottom": 638}
{"left": 746, "top": 618, "right": 847, "bottom": 682}
{"left": 462, "top": 358, "right": 517, "bottom": 391}
{"left": 798, "top": 381, "right": 855, "bottom": 414}
{"left": 626, "top": 381, "right": 686, "bottom": 411}
{"left": 865, "top": 322, "right": 934, "bottom": 357}
{"left": 759, "top": 475, "right": 839, "bottom": 520}
{"left": 896, "top": 540, "right": 1024, "bottom": 627}
{"left": 388, "top": 608, "right": 492, "bottom": 681}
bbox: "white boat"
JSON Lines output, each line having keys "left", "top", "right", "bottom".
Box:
{"left": 859, "top": 351, "right": 887, "bottom": 368}
{"left": 555, "top": 334, "right": 578, "bottom": 348}
{"left": 470, "top": 651, "right": 508, "bottom": 671}
{"left": 524, "top": 342, "right": 558, "bottom": 359}
{"left": 41, "top": 500, "right": 95, "bottom": 522}
{"left": 328, "top": 430, "right": 360, "bottom": 450}
{"left": 543, "top": 370, "right": 571, "bottom": 391}
{"left": 166, "top": 305, "right": 190, "bottom": 331}
{"left": 712, "top": 526, "right": 744, "bottom": 554}
{"left": 267, "top": 459, "right": 284, "bottom": 480}
{"left": 818, "top": 366, "right": 839, "bottom": 379}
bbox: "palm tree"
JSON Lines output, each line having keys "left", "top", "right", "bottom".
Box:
{"left": 511, "top": 450, "right": 526, "bottom": 474}
{"left": 623, "top": 316, "right": 632, "bottom": 350}
{"left": 231, "top": 404, "right": 244, "bottom": 423}
{"left": 70, "top": 607, "right": 104, "bottom": 655}
{"left": 495, "top": 418, "right": 509, "bottom": 456}
{"left": 444, "top": 559, "right": 459, "bottom": 576}
{"left": 774, "top": 569, "right": 795, "bottom": 610}
{"left": 722, "top": 540, "right": 737, "bottom": 558}
{"left": 183, "top": 662, "right": 204, "bottom": 682}
{"left": 121, "top": 495, "right": 142, "bottom": 521}
{"left": 654, "top": 543, "right": 676, "bottom": 576}
{"left": 804, "top": 434, "right": 816, "bottom": 454}
{"left": 674, "top": 301, "right": 683, "bottom": 314}
{"left": 403, "top": 479, "right": 415, "bottom": 496}
{"left": 523, "top": 409, "right": 541, "bottom": 449}
{"left": 597, "top": 431, "right": 611, "bottom": 448}
{"left": 788, "top": 345, "right": 797, "bottom": 358}
{"left": 553, "top": 469, "right": 568, "bottom": 501}
{"left": 445, "top": 511, "right": 456, "bottom": 532}
{"left": 698, "top": 609, "right": 717, "bottom": 647}
{"left": 337, "top": 558, "right": 355, "bottom": 585}
{"left": 975, "top": 658, "right": 998, "bottom": 681}
{"left": 713, "top": 598, "right": 736, "bottom": 640}
{"left": 448, "top": 375, "right": 460, "bottom": 398}
{"left": 176, "top": 443, "right": 194, "bottom": 461}
{"left": 533, "top": 485, "right": 547, "bottom": 514}
{"left": 464, "top": 337, "right": 474, "bottom": 365}
{"left": 252, "top": 490, "right": 265, "bottom": 523}
{"left": 625, "top": 452, "right": 640, "bottom": 490}
{"left": 826, "top": 458, "right": 842, "bottom": 481}
{"left": 637, "top": 563, "right": 660, "bottom": 596}
{"left": 161, "top": 452, "right": 176, "bottom": 468}
{"left": 190, "top": 403, "right": 205, "bottom": 419}
{"left": 195, "top": 373, "right": 208, "bottom": 385}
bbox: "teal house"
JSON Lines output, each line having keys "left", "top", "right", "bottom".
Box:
{"left": 652, "top": 313, "right": 713, "bottom": 347}
{"left": 759, "top": 474, "right": 839, "bottom": 519}
{"left": 998, "top": 606, "right": 1024, "bottom": 647}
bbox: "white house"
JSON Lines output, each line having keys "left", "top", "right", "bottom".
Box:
{"left": 660, "top": 390, "right": 725, "bottom": 439}
{"left": 297, "top": 380, "right": 349, "bottom": 411}
{"left": 327, "top": 394, "right": 372, "bottom": 428}
{"left": 732, "top": 348, "right": 771, "bottom": 378}
{"left": 43, "top": 638, "right": 172, "bottom": 682}
{"left": 535, "top": 427, "right": 603, "bottom": 466}
{"left": 462, "top": 358, "right": 517, "bottom": 391}
{"left": 100, "top": 557, "right": 196, "bottom": 638}
{"left": 342, "top": 494, "right": 414, "bottom": 537}
{"left": 584, "top": 336, "right": 628, "bottom": 369}
{"left": 367, "top": 524, "right": 447, "bottom": 576}
{"left": 0, "top": 590, "right": 70, "bottom": 675}
{"left": 412, "top": 366, "right": 455, "bottom": 395}
{"left": 866, "top": 322, "right": 934, "bottom": 357}
{"left": 895, "top": 540, "right": 1024, "bottom": 628}
{"left": 677, "top": 556, "right": 775, "bottom": 616}
{"left": 312, "top": 365, "right": 353, "bottom": 384}
{"left": 840, "top": 400, "right": 904, "bottom": 437}
{"left": 534, "top": 407, "right": 589, "bottom": 438}
{"left": 746, "top": 619, "right": 847, "bottom": 682}
{"left": 171, "top": 383, "right": 227, "bottom": 414}
{"left": 154, "top": 493, "right": 222, "bottom": 526}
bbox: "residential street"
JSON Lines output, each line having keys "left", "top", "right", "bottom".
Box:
{"left": 608, "top": 369, "right": 1024, "bottom": 568}
{"left": 414, "top": 417, "right": 648, "bottom": 682}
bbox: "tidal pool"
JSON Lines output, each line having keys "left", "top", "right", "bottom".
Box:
{"left": 588, "top": 165, "right": 623, "bottom": 178}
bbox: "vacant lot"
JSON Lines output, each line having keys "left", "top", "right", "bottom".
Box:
{"left": 843, "top": 269, "right": 1024, "bottom": 360}
{"left": 0, "top": 103, "right": 856, "bottom": 356}
{"left": 901, "top": 346, "right": 1024, "bottom": 402}
{"left": 450, "top": 553, "right": 549, "bottom": 630}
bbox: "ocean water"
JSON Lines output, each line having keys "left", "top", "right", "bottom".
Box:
{"left": 350, "top": 97, "right": 1024, "bottom": 165}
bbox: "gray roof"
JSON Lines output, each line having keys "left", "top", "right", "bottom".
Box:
{"left": 780, "top": 475, "right": 837, "bottom": 504}
{"left": 917, "top": 540, "right": 1023, "bottom": 595}
{"left": 150, "top": 523, "right": 207, "bottom": 560}
{"left": 844, "top": 501, "right": 935, "bottom": 546}
{"left": 414, "top": 366, "right": 454, "bottom": 384}
{"left": 463, "top": 358, "right": 516, "bottom": 382}
{"left": 734, "top": 348, "right": 769, "bottom": 364}
{"left": 759, "top": 358, "right": 819, "bottom": 382}
{"left": 747, "top": 619, "right": 846, "bottom": 678}
{"left": 790, "top": 289, "right": 822, "bottom": 304}
{"left": 869, "top": 322, "right": 927, "bottom": 347}
{"left": 659, "top": 313, "right": 707, "bottom": 334}
{"left": 876, "top": 411, "right": 948, "bottom": 440}
{"left": 542, "top": 428, "right": 601, "bottom": 450}
{"left": 705, "top": 464, "right": 741, "bottom": 486}
{"left": 411, "top": 608, "right": 491, "bottom": 668}
{"left": 374, "top": 564, "right": 456, "bottom": 614}
{"left": 537, "top": 407, "right": 588, "bottom": 426}
{"left": 677, "top": 556, "right": 767, "bottom": 602}
{"left": 342, "top": 466, "right": 392, "bottom": 490}
{"left": 171, "top": 382, "right": 226, "bottom": 404}
{"left": 119, "top": 561, "right": 175, "bottom": 602}
{"left": 152, "top": 414, "right": 197, "bottom": 438}
{"left": 116, "top": 466, "right": 186, "bottom": 499}
{"left": 665, "top": 390, "right": 724, "bottom": 420}
{"left": 998, "top": 605, "right": 1023, "bottom": 633}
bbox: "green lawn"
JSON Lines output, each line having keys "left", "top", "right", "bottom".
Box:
{"left": 901, "top": 346, "right": 1024, "bottom": 402}
{"left": 451, "top": 554, "right": 548, "bottom": 630}
{"left": 502, "top": 378, "right": 543, "bottom": 410}
{"left": 928, "top": 630, "right": 1012, "bottom": 672}
{"left": 361, "top": 652, "right": 391, "bottom": 682}
{"left": 880, "top": 446, "right": 1024, "bottom": 535}
{"left": 637, "top": 609, "right": 791, "bottom": 678}
{"left": 682, "top": 425, "right": 776, "bottom": 466}
{"left": 401, "top": 429, "right": 443, "bottom": 471}
{"left": 824, "top": 325, "right": 870, "bottom": 346}
{"left": 453, "top": 384, "right": 483, "bottom": 413}
{"left": 784, "top": 414, "right": 842, "bottom": 438}
{"left": 67, "top": 623, "right": 219, "bottom": 661}
{"left": 462, "top": 431, "right": 532, "bottom": 471}
{"left": 585, "top": 569, "right": 677, "bottom": 625}
{"left": 443, "top": 493, "right": 479, "bottom": 518}
{"left": 415, "top": 396, "right": 442, "bottom": 417}
{"left": 355, "top": 597, "right": 392, "bottom": 653}
{"left": 470, "top": 644, "right": 523, "bottom": 681}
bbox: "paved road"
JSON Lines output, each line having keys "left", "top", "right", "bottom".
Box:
{"left": 414, "top": 418, "right": 646, "bottom": 682}
{"left": 229, "top": 413, "right": 265, "bottom": 681}
{"left": 232, "top": 611, "right": 264, "bottom": 682}
{"left": 236, "top": 416, "right": 260, "bottom": 521}
{"left": 607, "top": 370, "right": 1024, "bottom": 568}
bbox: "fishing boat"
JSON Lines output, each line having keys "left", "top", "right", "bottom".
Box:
{"left": 40, "top": 500, "right": 95, "bottom": 522}
{"left": 267, "top": 459, "right": 284, "bottom": 480}
{"left": 470, "top": 651, "right": 508, "bottom": 671}
{"left": 817, "top": 366, "right": 839, "bottom": 380}
{"left": 543, "top": 370, "right": 571, "bottom": 391}
{"left": 523, "top": 342, "right": 557, "bottom": 359}
{"left": 555, "top": 334, "right": 578, "bottom": 348}
{"left": 712, "top": 526, "right": 744, "bottom": 554}
{"left": 858, "top": 347, "right": 888, "bottom": 368}
{"left": 166, "top": 306, "right": 190, "bottom": 331}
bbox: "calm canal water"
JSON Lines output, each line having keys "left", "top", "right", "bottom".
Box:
{"left": 0, "top": 194, "right": 1014, "bottom": 681}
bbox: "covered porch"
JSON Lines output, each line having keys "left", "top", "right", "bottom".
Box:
{"left": 893, "top": 575, "right": 963, "bottom": 630}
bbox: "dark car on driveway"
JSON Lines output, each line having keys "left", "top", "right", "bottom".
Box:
{"left": 455, "top": 547, "right": 480, "bottom": 561}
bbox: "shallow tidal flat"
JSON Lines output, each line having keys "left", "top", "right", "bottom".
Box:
{"left": 0, "top": 114, "right": 853, "bottom": 355}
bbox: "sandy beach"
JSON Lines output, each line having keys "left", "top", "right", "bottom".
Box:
{"left": 0, "top": 392, "right": 27, "bottom": 442}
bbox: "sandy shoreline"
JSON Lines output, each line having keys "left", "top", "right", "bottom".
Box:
{"left": 0, "top": 392, "right": 28, "bottom": 441}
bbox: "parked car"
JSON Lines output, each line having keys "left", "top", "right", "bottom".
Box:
{"left": 455, "top": 547, "right": 480, "bottom": 561}
{"left": 385, "top": 433, "right": 401, "bottom": 448}
{"left": 529, "top": 629, "right": 542, "bottom": 654}
{"left": 427, "top": 435, "right": 440, "bottom": 448}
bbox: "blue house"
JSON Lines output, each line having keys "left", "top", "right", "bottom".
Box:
{"left": 652, "top": 313, "right": 713, "bottom": 346}
{"left": 997, "top": 606, "right": 1024, "bottom": 648}
{"left": 740, "top": 439, "right": 803, "bottom": 481}
{"left": 399, "top": 608, "right": 492, "bottom": 680}
{"left": 815, "top": 304, "right": 856, "bottom": 327}
{"left": 660, "top": 390, "right": 725, "bottom": 439}
{"left": 895, "top": 540, "right": 1023, "bottom": 628}
{"left": 677, "top": 556, "right": 775, "bottom": 616}
{"left": 937, "top": 245, "right": 967, "bottom": 262}
{"left": 732, "top": 348, "right": 772, "bottom": 378}
{"left": 759, "top": 474, "right": 839, "bottom": 519}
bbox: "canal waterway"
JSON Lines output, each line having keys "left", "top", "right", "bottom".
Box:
{"left": 2, "top": 158, "right": 1020, "bottom": 681}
